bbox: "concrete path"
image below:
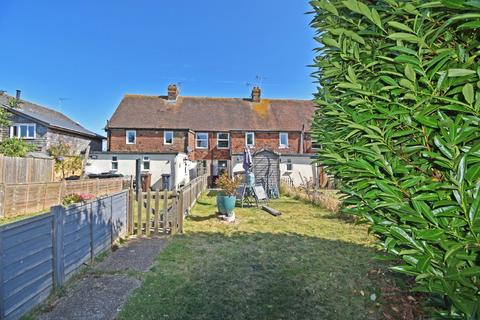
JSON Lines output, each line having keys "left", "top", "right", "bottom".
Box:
{"left": 37, "top": 237, "right": 168, "bottom": 320}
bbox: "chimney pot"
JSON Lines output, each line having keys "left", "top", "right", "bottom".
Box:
{"left": 251, "top": 86, "right": 261, "bottom": 102}
{"left": 16, "top": 90, "right": 21, "bottom": 100}
{"left": 167, "top": 84, "right": 179, "bottom": 100}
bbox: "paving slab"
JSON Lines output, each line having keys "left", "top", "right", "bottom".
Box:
{"left": 37, "top": 275, "right": 140, "bottom": 320}
{"left": 95, "top": 236, "right": 168, "bottom": 272}
{"left": 36, "top": 236, "right": 168, "bottom": 319}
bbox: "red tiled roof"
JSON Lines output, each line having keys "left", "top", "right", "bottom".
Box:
{"left": 107, "top": 95, "right": 316, "bottom": 132}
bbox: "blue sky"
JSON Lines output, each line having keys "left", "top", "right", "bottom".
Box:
{"left": 0, "top": 0, "right": 316, "bottom": 135}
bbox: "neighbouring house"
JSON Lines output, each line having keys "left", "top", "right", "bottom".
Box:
{"left": 90, "top": 84, "right": 319, "bottom": 190}
{"left": 0, "top": 90, "right": 103, "bottom": 156}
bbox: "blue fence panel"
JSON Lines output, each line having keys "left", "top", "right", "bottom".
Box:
{"left": 111, "top": 192, "right": 128, "bottom": 239}
{"left": 0, "top": 190, "right": 129, "bottom": 320}
{"left": 0, "top": 214, "right": 54, "bottom": 320}
{"left": 63, "top": 204, "right": 91, "bottom": 281}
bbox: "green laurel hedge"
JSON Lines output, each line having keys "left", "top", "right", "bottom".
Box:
{"left": 310, "top": 0, "right": 480, "bottom": 317}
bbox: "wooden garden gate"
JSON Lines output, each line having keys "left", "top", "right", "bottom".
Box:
{"left": 128, "top": 175, "right": 208, "bottom": 235}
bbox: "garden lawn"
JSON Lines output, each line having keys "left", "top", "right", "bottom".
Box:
{"left": 119, "top": 194, "right": 401, "bottom": 320}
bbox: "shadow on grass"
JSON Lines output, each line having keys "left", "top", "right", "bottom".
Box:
{"left": 188, "top": 213, "right": 218, "bottom": 222}
{"left": 195, "top": 199, "right": 213, "bottom": 206}
{"left": 119, "top": 231, "right": 398, "bottom": 320}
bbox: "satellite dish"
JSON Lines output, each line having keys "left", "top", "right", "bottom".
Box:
{"left": 186, "top": 146, "right": 193, "bottom": 153}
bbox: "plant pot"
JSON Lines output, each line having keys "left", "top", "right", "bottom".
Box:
{"left": 216, "top": 194, "right": 236, "bottom": 216}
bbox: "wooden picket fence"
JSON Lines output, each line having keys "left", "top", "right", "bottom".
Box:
{"left": 129, "top": 175, "right": 208, "bottom": 235}
{"left": 0, "top": 178, "right": 125, "bottom": 217}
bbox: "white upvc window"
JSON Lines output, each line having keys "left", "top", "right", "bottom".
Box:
{"left": 111, "top": 156, "right": 118, "bottom": 171}
{"left": 143, "top": 156, "right": 150, "bottom": 170}
{"left": 217, "top": 132, "right": 230, "bottom": 149}
{"left": 279, "top": 132, "right": 289, "bottom": 148}
{"left": 126, "top": 130, "right": 136, "bottom": 144}
{"left": 245, "top": 132, "right": 255, "bottom": 147}
{"left": 10, "top": 123, "right": 36, "bottom": 139}
{"left": 164, "top": 131, "right": 173, "bottom": 145}
{"left": 196, "top": 132, "right": 208, "bottom": 149}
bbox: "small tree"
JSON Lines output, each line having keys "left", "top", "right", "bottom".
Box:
{"left": 47, "top": 141, "right": 83, "bottom": 179}
{"left": 0, "top": 138, "right": 35, "bottom": 157}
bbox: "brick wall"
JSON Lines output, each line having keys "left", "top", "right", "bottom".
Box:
{"left": 108, "top": 128, "right": 187, "bottom": 153}
{"left": 108, "top": 128, "right": 315, "bottom": 158}
{"left": 231, "top": 131, "right": 314, "bottom": 155}
{"left": 191, "top": 132, "right": 230, "bottom": 160}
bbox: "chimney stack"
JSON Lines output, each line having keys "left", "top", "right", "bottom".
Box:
{"left": 251, "top": 86, "right": 261, "bottom": 102}
{"left": 167, "top": 84, "right": 179, "bottom": 101}
{"left": 16, "top": 90, "right": 21, "bottom": 101}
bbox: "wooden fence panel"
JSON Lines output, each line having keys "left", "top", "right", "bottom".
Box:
{"left": 0, "top": 190, "right": 129, "bottom": 320}
{"left": 0, "top": 178, "right": 126, "bottom": 218}
{"left": 0, "top": 156, "right": 54, "bottom": 184}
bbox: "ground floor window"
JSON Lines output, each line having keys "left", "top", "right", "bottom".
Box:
{"left": 111, "top": 156, "right": 118, "bottom": 170}
{"left": 286, "top": 159, "right": 293, "bottom": 171}
{"left": 10, "top": 123, "right": 36, "bottom": 139}
{"left": 143, "top": 156, "right": 150, "bottom": 170}
{"left": 218, "top": 160, "right": 228, "bottom": 176}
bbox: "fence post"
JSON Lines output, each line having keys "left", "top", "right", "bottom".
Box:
{"left": 52, "top": 205, "right": 65, "bottom": 288}
{"left": 89, "top": 202, "right": 94, "bottom": 264}
{"left": 128, "top": 188, "right": 134, "bottom": 235}
{"left": 178, "top": 191, "right": 184, "bottom": 233}
{"left": 162, "top": 189, "right": 168, "bottom": 234}
{"left": 0, "top": 184, "right": 4, "bottom": 218}
{"left": 0, "top": 225, "right": 4, "bottom": 319}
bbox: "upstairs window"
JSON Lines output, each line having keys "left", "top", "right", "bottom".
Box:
{"left": 217, "top": 132, "right": 230, "bottom": 149}
{"left": 143, "top": 156, "right": 150, "bottom": 170}
{"left": 279, "top": 132, "right": 288, "bottom": 148}
{"left": 11, "top": 123, "right": 35, "bottom": 139}
{"left": 111, "top": 156, "right": 118, "bottom": 171}
{"left": 164, "top": 131, "right": 173, "bottom": 145}
{"left": 196, "top": 132, "right": 208, "bottom": 149}
{"left": 126, "top": 130, "right": 136, "bottom": 144}
{"left": 245, "top": 132, "right": 255, "bottom": 147}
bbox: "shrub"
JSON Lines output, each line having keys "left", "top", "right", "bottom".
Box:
{"left": 311, "top": 0, "right": 480, "bottom": 317}
{"left": 62, "top": 193, "right": 95, "bottom": 206}
{"left": 0, "top": 138, "right": 36, "bottom": 157}
{"left": 216, "top": 172, "right": 242, "bottom": 196}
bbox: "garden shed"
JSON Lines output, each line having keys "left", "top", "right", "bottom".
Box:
{"left": 252, "top": 149, "right": 280, "bottom": 197}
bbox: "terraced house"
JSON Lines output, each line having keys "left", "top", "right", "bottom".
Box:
{"left": 89, "top": 85, "right": 318, "bottom": 189}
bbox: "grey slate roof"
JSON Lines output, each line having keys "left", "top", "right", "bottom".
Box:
{"left": 0, "top": 94, "right": 103, "bottom": 138}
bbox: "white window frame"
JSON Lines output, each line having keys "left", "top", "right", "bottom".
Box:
{"left": 126, "top": 130, "right": 136, "bottom": 144}
{"left": 10, "top": 123, "right": 36, "bottom": 139}
{"left": 196, "top": 132, "right": 208, "bottom": 149}
{"left": 279, "top": 132, "right": 289, "bottom": 148}
{"left": 216, "top": 132, "right": 230, "bottom": 149}
{"left": 111, "top": 156, "right": 118, "bottom": 171}
{"left": 245, "top": 132, "right": 255, "bottom": 147}
{"left": 143, "top": 156, "right": 150, "bottom": 171}
{"left": 164, "top": 131, "right": 173, "bottom": 145}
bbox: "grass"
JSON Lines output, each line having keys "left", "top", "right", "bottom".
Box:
{"left": 0, "top": 210, "right": 49, "bottom": 225}
{"left": 119, "top": 195, "right": 415, "bottom": 320}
